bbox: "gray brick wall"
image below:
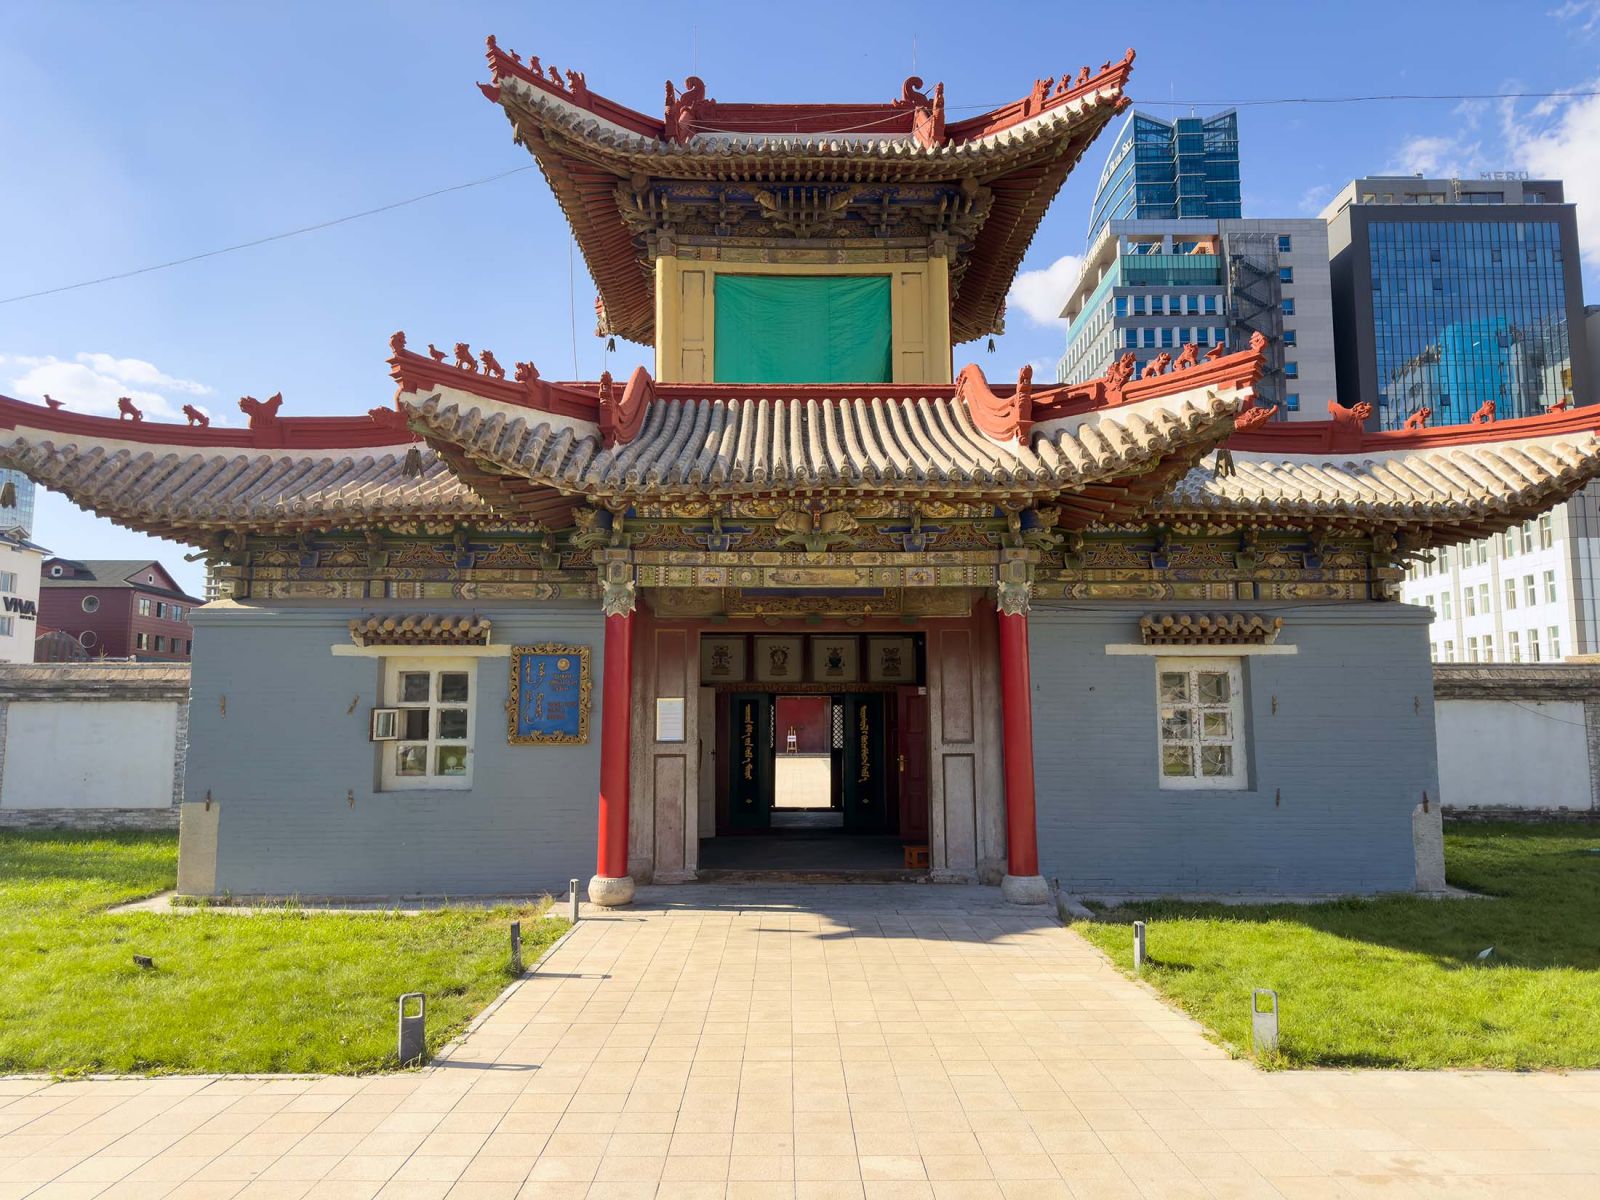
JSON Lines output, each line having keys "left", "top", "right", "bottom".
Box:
{"left": 187, "top": 602, "right": 604, "bottom": 897}
{"left": 1028, "top": 602, "right": 1438, "bottom": 894}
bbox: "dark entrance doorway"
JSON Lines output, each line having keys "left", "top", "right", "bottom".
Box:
{"left": 705, "top": 682, "right": 929, "bottom": 877}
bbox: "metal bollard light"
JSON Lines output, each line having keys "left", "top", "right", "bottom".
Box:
{"left": 1132, "top": 921, "right": 1146, "bottom": 974}
{"left": 510, "top": 920, "right": 523, "bottom": 974}
{"left": 1251, "top": 989, "right": 1279, "bottom": 1055}
{"left": 569, "top": 878, "right": 580, "bottom": 923}
{"left": 397, "top": 992, "right": 426, "bottom": 1066}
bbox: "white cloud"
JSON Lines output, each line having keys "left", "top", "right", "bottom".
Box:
{"left": 1392, "top": 79, "right": 1600, "bottom": 269}
{"left": 0, "top": 353, "right": 222, "bottom": 423}
{"left": 1298, "top": 183, "right": 1334, "bottom": 216}
{"left": 1007, "top": 254, "right": 1085, "bottom": 326}
{"left": 1550, "top": 1, "right": 1600, "bottom": 34}
{"left": 1508, "top": 82, "right": 1600, "bottom": 266}
{"left": 1386, "top": 133, "right": 1485, "bottom": 179}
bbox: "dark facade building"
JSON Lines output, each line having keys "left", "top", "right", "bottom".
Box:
{"left": 1085, "top": 109, "right": 1241, "bottom": 247}
{"left": 38, "top": 559, "right": 199, "bottom": 661}
{"left": 1324, "top": 177, "right": 1589, "bottom": 430}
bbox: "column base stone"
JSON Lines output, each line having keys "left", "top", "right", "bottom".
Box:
{"left": 1000, "top": 873, "right": 1051, "bottom": 905}
{"left": 587, "top": 874, "right": 635, "bottom": 907}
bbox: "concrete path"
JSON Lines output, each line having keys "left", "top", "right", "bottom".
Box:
{"left": 2, "top": 883, "right": 1598, "bottom": 1199}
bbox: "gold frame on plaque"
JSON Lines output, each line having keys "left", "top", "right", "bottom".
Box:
{"left": 506, "top": 642, "right": 592, "bottom": 745}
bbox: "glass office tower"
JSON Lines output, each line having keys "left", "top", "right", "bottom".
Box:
{"left": 1325, "top": 178, "right": 1586, "bottom": 431}
{"left": 0, "top": 471, "right": 36, "bottom": 537}
{"left": 1086, "top": 110, "right": 1242, "bottom": 248}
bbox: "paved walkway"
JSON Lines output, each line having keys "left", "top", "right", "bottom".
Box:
{"left": 3, "top": 884, "right": 1598, "bottom": 1199}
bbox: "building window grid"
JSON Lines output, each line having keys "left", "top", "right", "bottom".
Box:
{"left": 1156, "top": 658, "right": 1248, "bottom": 790}
{"left": 1368, "top": 219, "right": 1572, "bottom": 429}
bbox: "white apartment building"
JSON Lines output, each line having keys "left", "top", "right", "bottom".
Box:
{"left": 1402, "top": 482, "right": 1600, "bottom": 662}
{"left": 0, "top": 531, "right": 47, "bottom": 664}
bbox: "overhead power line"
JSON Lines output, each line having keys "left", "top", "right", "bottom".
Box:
{"left": 2, "top": 86, "right": 1596, "bottom": 307}
{"left": 0, "top": 165, "right": 537, "bottom": 307}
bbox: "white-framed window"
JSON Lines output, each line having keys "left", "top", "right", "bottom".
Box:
{"left": 1545, "top": 570, "right": 1557, "bottom": 603}
{"left": 1441, "top": 592, "right": 1452, "bottom": 619}
{"left": 1444, "top": 639, "right": 1455, "bottom": 662}
{"left": 1477, "top": 541, "right": 1489, "bottom": 566}
{"left": 137, "top": 597, "right": 152, "bottom": 617}
{"left": 1156, "top": 657, "right": 1247, "bottom": 790}
{"left": 1438, "top": 546, "right": 1450, "bottom": 570}
{"left": 1429, "top": 642, "right": 1438, "bottom": 662}
{"left": 135, "top": 632, "right": 150, "bottom": 651}
{"left": 1539, "top": 513, "right": 1554, "bottom": 549}
{"left": 0, "top": 616, "right": 12, "bottom": 637}
{"left": 1549, "top": 626, "right": 1562, "bottom": 660}
{"left": 1504, "top": 578, "right": 1517, "bottom": 610}
{"left": 1483, "top": 634, "right": 1495, "bottom": 660}
{"left": 1479, "top": 583, "right": 1490, "bottom": 613}
{"left": 1508, "top": 631, "right": 1521, "bottom": 662}
{"left": 1464, "top": 590, "right": 1476, "bottom": 617}
{"left": 380, "top": 657, "right": 476, "bottom": 791}
{"left": 1525, "top": 575, "right": 1537, "bottom": 607}
{"left": 0, "top": 571, "right": 15, "bottom": 593}
{"left": 1468, "top": 636, "right": 1479, "bottom": 661}
{"left": 81, "top": 595, "right": 100, "bottom": 613}
{"left": 1528, "top": 629, "right": 1541, "bottom": 661}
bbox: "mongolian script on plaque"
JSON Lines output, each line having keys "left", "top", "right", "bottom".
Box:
{"left": 857, "top": 705, "right": 871, "bottom": 787}
{"left": 507, "top": 644, "right": 591, "bottom": 744}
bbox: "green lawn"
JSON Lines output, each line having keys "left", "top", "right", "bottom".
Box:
{"left": 0, "top": 831, "right": 567, "bottom": 1075}
{"left": 1075, "top": 822, "right": 1600, "bottom": 1069}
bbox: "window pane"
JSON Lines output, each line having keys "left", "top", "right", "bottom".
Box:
{"left": 436, "top": 746, "right": 468, "bottom": 776}
{"left": 439, "top": 672, "right": 470, "bottom": 702}
{"left": 1160, "top": 712, "right": 1193, "bottom": 742}
{"left": 396, "top": 745, "right": 427, "bottom": 776}
{"left": 1197, "top": 672, "right": 1230, "bottom": 704}
{"left": 1201, "top": 745, "right": 1234, "bottom": 777}
{"left": 1161, "top": 745, "right": 1194, "bottom": 777}
{"left": 438, "top": 708, "right": 468, "bottom": 739}
{"left": 1201, "top": 711, "right": 1231, "bottom": 739}
{"left": 1159, "top": 672, "right": 1189, "bottom": 703}
{"left": 400, "top": 672, "right": 430, "bottom": 703}
{"left": 403, "top": 708, "right": 430, "bottom": 740}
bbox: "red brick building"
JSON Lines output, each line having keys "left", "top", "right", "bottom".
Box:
{"left": 38, "top": 559, "right": 200, "bottom": 661}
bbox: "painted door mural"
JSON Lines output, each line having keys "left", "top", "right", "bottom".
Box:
{"left": 726, "top": 692, "right": 772, "bottom": 830}
{"left": 841, "top": 694, "right": 888, "bottom": 833}
{"left": 896, "top": 688, "right": 930, "bottom": 843}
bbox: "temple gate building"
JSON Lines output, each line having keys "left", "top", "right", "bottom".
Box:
{"left": 5, "top": 41, "right": 1600, "bottom": 903}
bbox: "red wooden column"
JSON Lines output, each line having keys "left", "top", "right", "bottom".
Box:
{"left": 997, "top": 589, "right": 1050, "bottom": 904}
{"left": 588, "top": 603, "right": 636, "bottom": 907}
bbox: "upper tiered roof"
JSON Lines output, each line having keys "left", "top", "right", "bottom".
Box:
{"left": 477, "top": 37, "right": 1137, "bottom": 346}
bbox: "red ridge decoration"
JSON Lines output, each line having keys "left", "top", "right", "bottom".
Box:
{"left": 957, "top": 362, "right": 1034, "bottom": 444}
{"left": 388, "top": 338, "right": 601, "bottom": 423}
{"left": 1402, "top": 406, "right": 1432, "bottom": 430}
{"left": 1234, "top": 403, "right": 1278, "bottom": 431}
{"left": 600, "top": 366, "right": 653, "bottom": 448}
{"left": 1226, "top": 401, "right": 1600, "bottom": 454}
{"left": 0, "top": 393, "right": 421, "bottom": 451}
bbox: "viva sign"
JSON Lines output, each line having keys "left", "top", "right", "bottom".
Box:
{"left": 3, "top": 596, "right": 37, "bottom": 621}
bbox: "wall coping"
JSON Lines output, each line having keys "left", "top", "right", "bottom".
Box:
{"left": 1433, "top": 663, "right": 1600, "bottom": 701}
{"left": 0, "top": 662, "right": 190, "bottom": 702}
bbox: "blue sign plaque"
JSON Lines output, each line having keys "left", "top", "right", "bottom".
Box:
{"left": 507, "top": 643, "right": 591, "bottom": 744}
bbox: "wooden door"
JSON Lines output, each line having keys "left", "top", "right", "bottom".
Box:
{"left": 841, "top": 694, "right": 888, "bottom": 833}
{"left": 896, "top": 688, "right": 930, "bottom": 843}
{"left": 726, "top": 692, "right": 772, "bottom": 831}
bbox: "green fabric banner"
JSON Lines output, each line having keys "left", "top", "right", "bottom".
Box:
{"left": 713, "top": 275, "right": 892, "bottom": 384}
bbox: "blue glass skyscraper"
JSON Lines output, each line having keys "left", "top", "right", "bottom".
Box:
{"left": 1086, "top": 110, "right": 1242, "bottom": 248}
{"left": 1324, "top": 177, "right": 1587, "bottom": 430}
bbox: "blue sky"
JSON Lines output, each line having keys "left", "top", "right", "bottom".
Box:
{"left": 4, "top": 0, "right": 1598, "bottom": 595}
